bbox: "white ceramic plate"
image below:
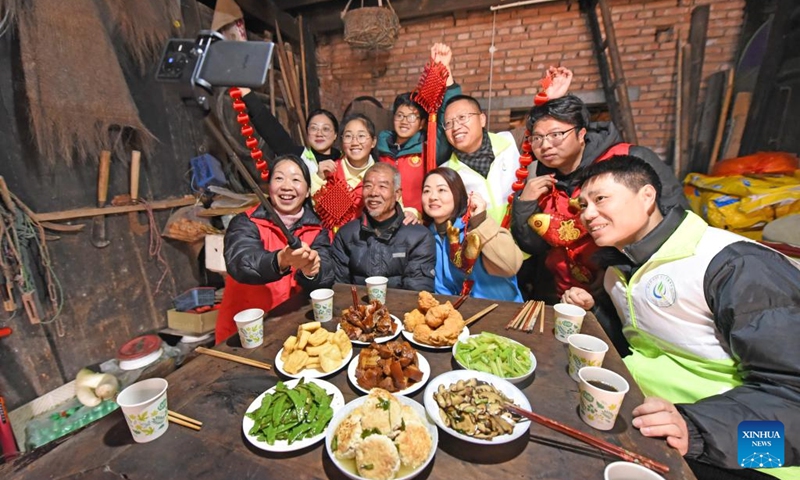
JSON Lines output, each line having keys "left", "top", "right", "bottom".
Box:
{"left": 452, "top": 334, "right": 537, "bottom": 384}
{"left": 337, "top": 315, "right": 402, "bottom": 346}
{"left": 243, "top": 378, "right": 345, "bottom": 452}
{"left": 275, "top": 346, "right": 353, "bottom": 379}
{"left": 400, "top": 323, "right": 470, "bottom": 350}
{"left": 325, "top": 395, "right": 438, "bottom": 480}
{"left": 347, "top": 352, "right": 431, "bottom": 396}
{"left": 423, "top": 370, "right": 532, "bottom": 445}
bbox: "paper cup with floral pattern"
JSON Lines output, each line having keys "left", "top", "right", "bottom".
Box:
{"left": 577, "top": 367, "right": 629, "bottom": 431}
{"left": 567, "top": 334, "right": 609, "bottom": 382}
{"left": 365, "top": 276, "right": 388, "bottom": 304}
{"left": 234, "top": 308, "right": 265, "bottom": 348}
{"left": 553, "top": 303, "right": 586, "bottom": 342}
{"left": 117, "top": 378, "right": 169, "bottom": 443}
{"left": 310, "top": 288, "right": 334, "bottom": 322}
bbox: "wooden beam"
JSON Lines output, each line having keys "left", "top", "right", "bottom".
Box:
{"left": 234, "top": 0, "right": 301, "bottom": 42}
{"left": 309, "top": 0, "right": 528, "bottom": 33}
{"left": 301, "top": 15, "right": 321, "bottom": 112}
{"left": 34, "top": 196, "right": 197, "bottom": 222}
{"left": 274, "top": 0, "right": 330, "bottom": 9}
{"left": 475, "top": 87, "right": 640, "bottom": 111}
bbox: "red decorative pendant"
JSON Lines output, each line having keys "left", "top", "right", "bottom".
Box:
{"left": 229, "top": 88, "right": 269, "bottom": 181}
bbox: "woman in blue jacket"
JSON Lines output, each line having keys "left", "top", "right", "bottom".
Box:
{"left": 421, "top": 167, "right": 523, "bottom": 302}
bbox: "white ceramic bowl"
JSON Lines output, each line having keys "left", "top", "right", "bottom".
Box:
{"left": 325, "top": 395, "right": 438, "bottom": 480}
{"left": 118, "top": 347, "right": 164, "bottom": 371}
{"left": 604, "top": 461, "right": 666, "bottom": 480}
{"left": 423, "top": 370, "right": 531, "bottom": 445}
{"left": 400, "top": 324, "right": 470, "bottom": 350}
{"left": 452, "top": 333, "right": 537, "bottom": 384}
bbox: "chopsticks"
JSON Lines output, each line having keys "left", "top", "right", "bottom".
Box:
{"left": 195, "top": 347, "right": 272, "bottom": 371}
{"left": 351, "top": 285, "right": 359, "bottom": 309}
{"left": 464, "top": 304, "right": 498, "bottom": 327}
{"left": 452, "top": 294, "right": 468, "bottom": 310}
{"left": 505, "top": 403, "right": 670, "bottom": 475}
{"left": 506, "top": 300, "right": 546, "bottom": 333}
{"left": 168, "top": 410, "right": 202, "bottom": 431}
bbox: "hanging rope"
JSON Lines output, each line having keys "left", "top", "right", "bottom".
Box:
{"left": 142, "top": 200, "right": 176, "bottom": 296}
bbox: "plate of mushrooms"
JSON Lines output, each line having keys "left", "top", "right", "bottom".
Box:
{"left": 423, "top": 370, "right": 531, "bottom": 444}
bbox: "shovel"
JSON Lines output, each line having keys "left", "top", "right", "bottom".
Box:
{"left": 91, "top": 150, "right": 111, "bottom": 248}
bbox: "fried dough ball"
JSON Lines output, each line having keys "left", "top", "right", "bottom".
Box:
{"left": 333, "top": 411, "right": 363, "bottom": 460}
{"left": 424, "top": 302, "right": 453, "bottom": 329}
{"left": 403, "top": 309, "right": 426, "bottom": 331}
{"left": 395, "top": 422, "right": 432, "bottom": 470}
{"left": 417, "top": 291, "right": 439, "bottom": 313}
{"left": 355, "top": 435, "right": 400, "bottom": 480}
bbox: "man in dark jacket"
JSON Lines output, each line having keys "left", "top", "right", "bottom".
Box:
{"left": 563, "top": 156, "right": 800, "bottom": 479}
{"left": 331, "top": 163, "right": 435, "bottom": 291}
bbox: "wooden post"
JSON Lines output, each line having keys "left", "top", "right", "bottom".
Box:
{"left": 299, "top": 15, "right": 309, "bottom": 119}
{"left": 709, "top": 69, "right": 735, "bottom": 172}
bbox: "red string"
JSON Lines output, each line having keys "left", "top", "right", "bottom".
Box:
{"left": 228, "top": 88, "right": 269, "bottom": 181}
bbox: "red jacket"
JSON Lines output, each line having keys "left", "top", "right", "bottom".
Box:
{"left": 533, "top": 144, "right": 631, "bottom": 295}
{"left": 215, "top": 206, "right": 332, "bottom": 344}
{"left": 379, "top": 153, "right": 424, "bottom": 212}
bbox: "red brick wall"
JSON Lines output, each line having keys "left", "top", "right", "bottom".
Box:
{"left": 316, "top": 0, "right": 744, "bottom": 159}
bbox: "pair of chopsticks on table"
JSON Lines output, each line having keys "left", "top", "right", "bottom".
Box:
{"left": 195, "top": 347, "right": 272, "bottom": 370}
{"left": 506, "top": 300, "right": 545, "bottom": 333}
{"left": 168, "top": 410, "right": 203, "bottom": 431}
{"left": 505, "top": 403, "right": 670, "bottom": 475}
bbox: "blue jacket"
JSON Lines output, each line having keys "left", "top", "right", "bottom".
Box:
{"left": 430, "top": 218, "right": 523, "bottom": 302}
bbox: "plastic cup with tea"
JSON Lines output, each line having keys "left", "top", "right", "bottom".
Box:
{"left": 577, "top": 366, "right": 629, "bottom": 430}
{"left": 567, "top": 334, "right": 609, "bottom": 382}
{"left": 553, "top": 303, "right": 586, "bottom": 342}
{"left": 234, "top": 308, "right": 265, "bottom": 348}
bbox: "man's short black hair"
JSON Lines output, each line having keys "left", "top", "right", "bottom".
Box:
{"left": 392, "top": 92, "right": 428, "bottom": 121}
{"left": 526, "top": 94, "right": 589, "bottom": 132}
{"left": 577, "top": 155, "right": 662, "bottom": 206}
{"left": 444, "top": 94, "right": 483, "bottom": 113}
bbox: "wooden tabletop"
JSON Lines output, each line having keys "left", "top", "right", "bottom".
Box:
{"left": 4, "top": 284, "right": 696, "bottom": 479}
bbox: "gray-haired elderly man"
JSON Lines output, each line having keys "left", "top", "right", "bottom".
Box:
{"left": 331, "top": 162, "right": 436, "bottom": 292}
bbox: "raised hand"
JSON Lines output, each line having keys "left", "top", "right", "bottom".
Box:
{"left": 430, "top": 43, "right": 454, "bottom": 86}
{"left": 632, "top": 397, "right": 690, "bottom": 456}
{"left": 468, "top": 191, "right": 487, "bottom": 216}
{"left": 544, "top": 66, "right": 573, "bottom": 100}
{"left": 318, "top": 160, "right": 337, "bottom": 179}
{"left": 519, "top": 174, "right": 556, "bottom": 202}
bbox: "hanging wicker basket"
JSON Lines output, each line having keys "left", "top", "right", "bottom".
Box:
{"left": 341, "top": 0, "right": 400, "bottom": 51}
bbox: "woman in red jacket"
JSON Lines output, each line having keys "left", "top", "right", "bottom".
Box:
{"left": 215, "top": 155, "right": 335, "bottom": 344}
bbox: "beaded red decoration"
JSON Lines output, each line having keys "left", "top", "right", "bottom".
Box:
{"left": 411, "top": 61, "right": 450, "bottom": 173}
{"left": 228, "top": 88, "right": 269, "bottom": 181}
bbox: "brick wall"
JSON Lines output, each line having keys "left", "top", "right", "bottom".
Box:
{"left": 315, "top": 0, "right": 744, "bottom": 159}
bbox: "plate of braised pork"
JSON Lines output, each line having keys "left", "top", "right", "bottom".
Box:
{"left": 347, "top": 339, "right": 430, "bottom": 396}
{"left": 337, "top": 299, "right": 402, "bottom": 345}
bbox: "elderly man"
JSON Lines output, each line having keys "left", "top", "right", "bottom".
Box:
{"left": 564, "top": 156, "right": 800, "bottom": 479}
{"left": 331, "top": 163, "right": 435, "bottom": 291}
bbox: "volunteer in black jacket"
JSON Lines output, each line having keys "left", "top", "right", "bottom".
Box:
{"left": 331, "top": 163, "right": 435, "bottom": 291}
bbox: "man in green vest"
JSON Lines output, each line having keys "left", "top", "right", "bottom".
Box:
{"left": 563, "top": 156, "right": 800, "bottom": 479}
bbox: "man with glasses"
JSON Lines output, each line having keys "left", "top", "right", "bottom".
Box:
{"left": 441, "top": 94, "right": 521, "bottom": 224}
{"left": 510, "top": 94, "right": 687, "bottom": 354}
{"left": 377, "top": 43, "right": 461, "bottom": 214}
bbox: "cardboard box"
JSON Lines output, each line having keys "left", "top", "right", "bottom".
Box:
{"left": 167, "top": 308, "right": 218, "bottom": 334}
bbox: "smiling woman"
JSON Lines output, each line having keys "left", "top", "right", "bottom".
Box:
{"left": 215, "top": 155, "right": 335, "bottom": 344}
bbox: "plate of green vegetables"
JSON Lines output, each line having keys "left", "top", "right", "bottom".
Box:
{"left": 452, "top": 332, "right": 537, "bottom": 383}
{"left": 243, "top": 378, "right": 345, "bottom": 452}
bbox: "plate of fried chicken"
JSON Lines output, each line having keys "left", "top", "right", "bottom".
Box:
{"left": 401, "top": 292, "right": 469, "bottom": 349}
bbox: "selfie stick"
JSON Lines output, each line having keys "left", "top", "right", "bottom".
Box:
{"left": 203, "top": 114, "right": 302, "bottom": 249}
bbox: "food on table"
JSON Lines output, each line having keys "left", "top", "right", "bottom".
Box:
{"left": 281, "top": 321, "right": 352, "bottom": 374}
{"left": 339, "top": 300, "right": 398, "bottom": 342}
{"left": 355, "top": 340, "right": 425, "bottom": 393}
{"left": 403, "top": 291, "right": 465, "bottom": 346}
{"left": 454, "top": 332, "right": 533, "bottom": 378}
{"left": 246, "top": 379, "right": 334, "bottom": 445}
{"left": 433, "top": 378, "right": 524, "bottom": 440}
{"left": 332, "top": 389, "right": 433, "bottom": 480}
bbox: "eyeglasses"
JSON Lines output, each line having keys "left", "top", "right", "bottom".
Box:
{"left": 308, "top": 124, "right": 334, "bottom": 135}
{"left": 528, "top": 127, "right": 577, "bottom": 147}
{"left": 342, "top": 133, "right": 371, "bottom": 144}
{"left": 394, "top": 112, "right": 420, "bottom": 123}
{"left": 443, "top": 112, "right": 481, "bottom": 130}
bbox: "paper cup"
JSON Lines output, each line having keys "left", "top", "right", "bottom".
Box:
{"left": 117, "top": 378, "right": 169, "bottom": 443}
{"left": 554, "top": 303, "right": 586, "bottom": 342}
{"left": 604, "top": 461, "right": 666, "bottom": 480}
{"left": 310, "top": 288, "right": 334, "bottom": 322}
{"left": 234, "top": 308, "right": 264, "bottom": 348}
{"left": 578, "top": 367, "right": 629, "bottom": 431}
{"left": 567, "top": 334, "right": 609, "bottom": 382}
{"left": 365, "top": 276, "right": 388, "bottom": 304}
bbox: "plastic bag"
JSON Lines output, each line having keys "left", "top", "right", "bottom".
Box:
{"left": 162, "top": 205, "right": 222, "bottom": 243}
{"left": 711, "top": 152, "right": 799, "bottom": 176}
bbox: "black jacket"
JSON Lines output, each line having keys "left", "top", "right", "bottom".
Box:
{"left": 331, "top": 206, "right": 435, "bottom": 291}
{"left": 224, "top": 204, "right": 335, "bottom": 291}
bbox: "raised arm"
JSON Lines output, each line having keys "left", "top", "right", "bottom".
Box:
{"left": 223, "top": 212, "right": 288, "bottom": 285}
{"left": 239, "top": 87, "right": 303, "bottom": 156}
